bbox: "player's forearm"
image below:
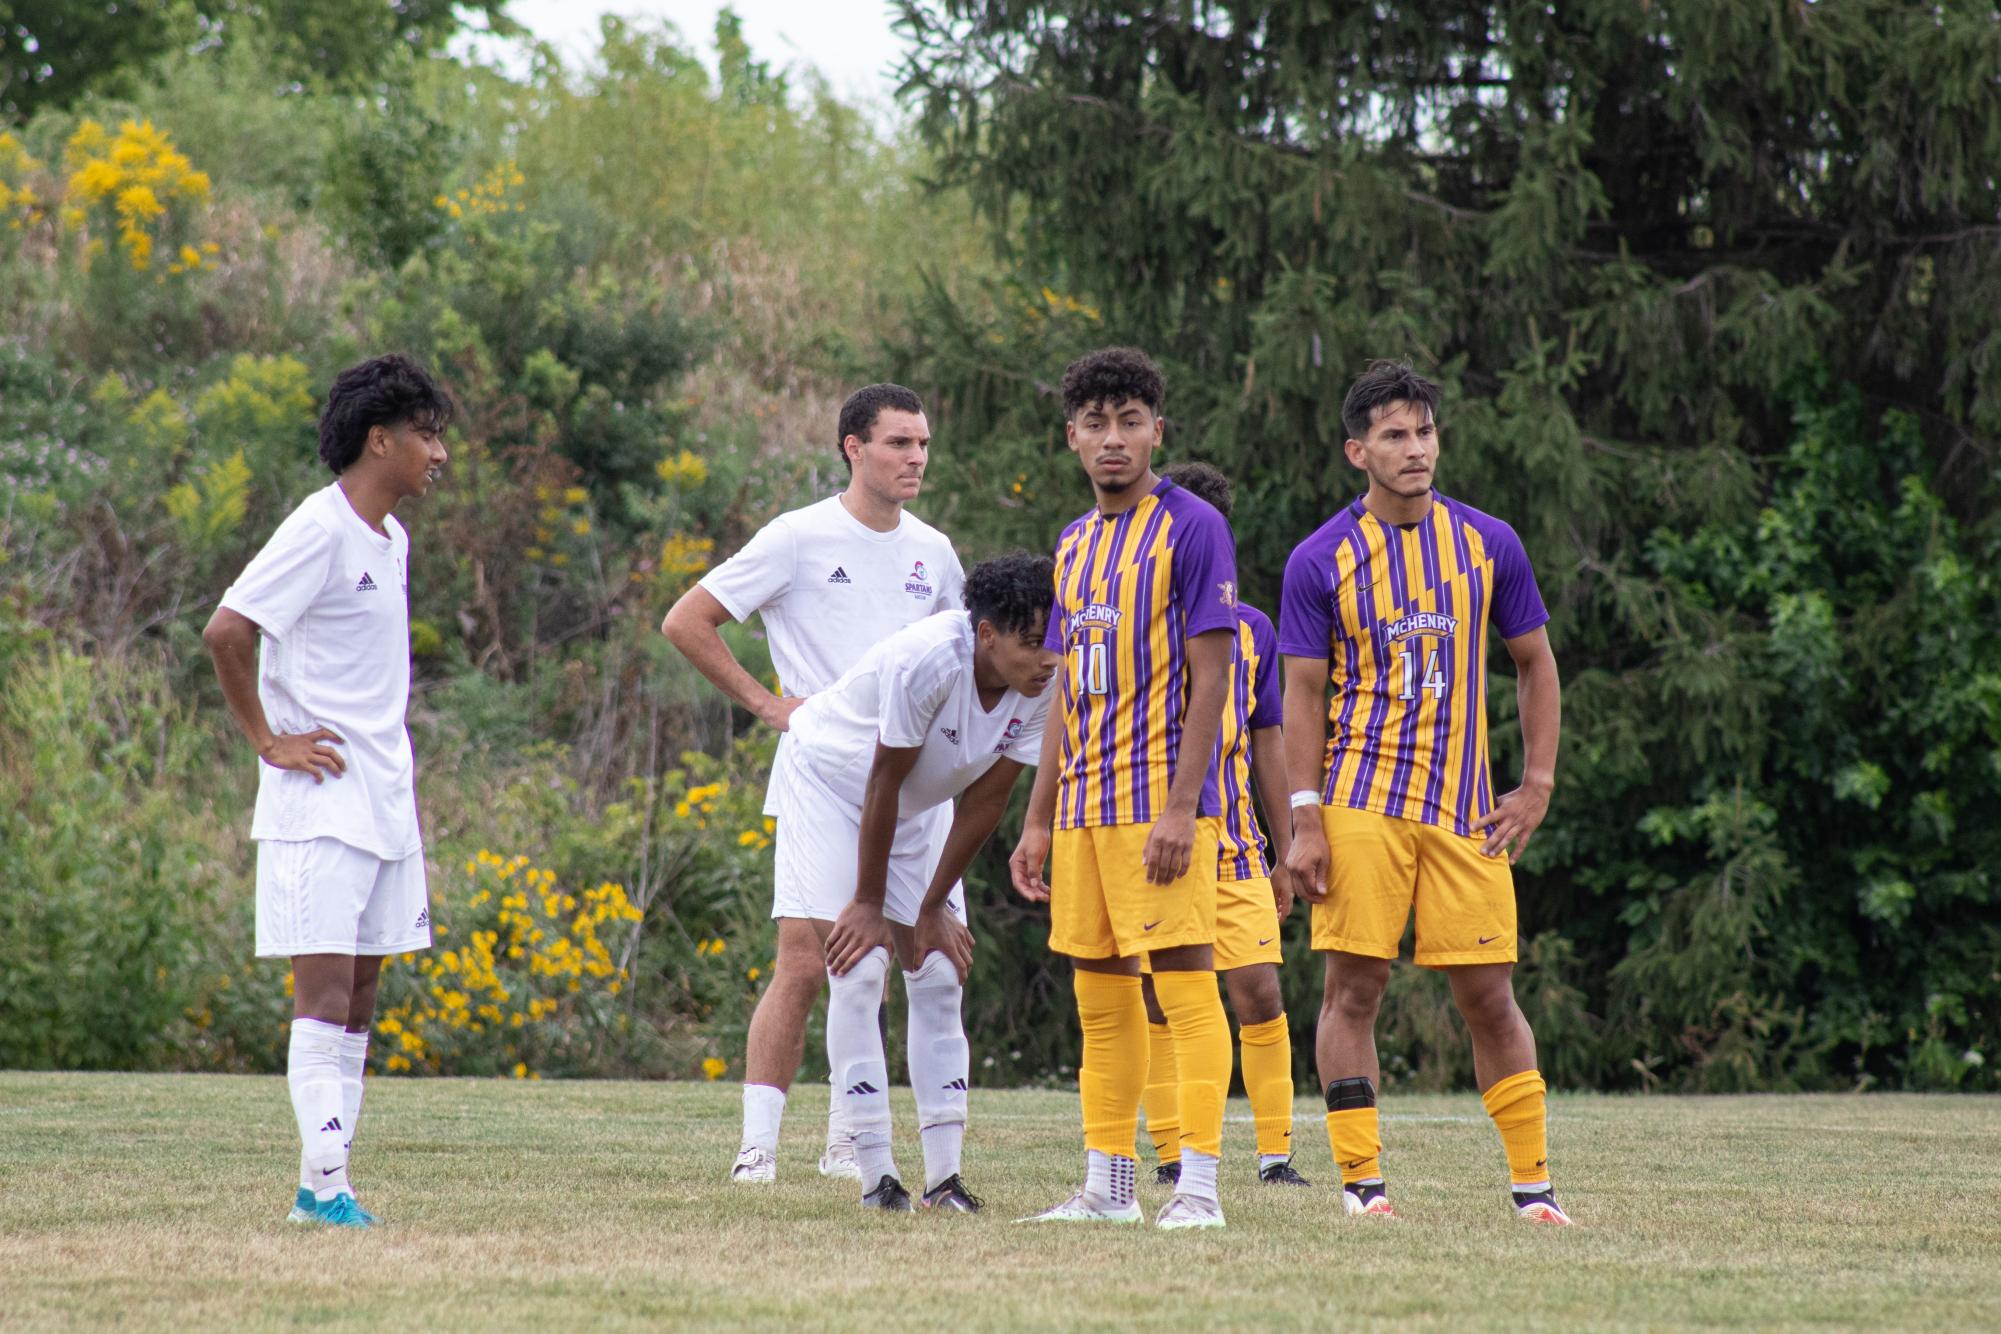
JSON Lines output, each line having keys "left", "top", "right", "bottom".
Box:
{"left": 202, "top": 613, "right": 277, "bottom": 755}
{"left": 661, "top": 598, "right": 785, "bottom": 724}
{"left": 853, "top": 776, "right": 908, "bottom": 911}
{"left": 1020, "top": 717, "right": 1063, "bottom": 831}
{"left": 921, "top": 777, "right": 1015, "bottom": 911}
{"left": 1515, "top": 651, "right": 1562, "bottom": 790}
{"left": 1249, "top": 727, "right": 1292, "bottom": 861}
{"left": 1164, "top": 632, "right": 1230, "bottom": 818}
{"left": 1280, "top": 659, "right": 1330, "bottom": 830}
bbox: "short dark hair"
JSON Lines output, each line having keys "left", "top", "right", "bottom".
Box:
{"left": 964, "top": 551, "right": 1055, "bottom": 641}
{"left": 1061, "top": 346, "right": 1165, "bottom": 419}
{"left": 318, "top": 354, "right": 453, "bottom": 475}
{"left": 1341, "top": 360, "right": 1441, "bottom": 442}
{"left": 1161, "top": 461, "right": 1232, "bottom": 519}
{"left": 836, "top": 383, "right": 924, "bottom": 468}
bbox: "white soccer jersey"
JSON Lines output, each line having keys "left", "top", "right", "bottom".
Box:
{"left": 789, "top": 612, "right": 1050, "bottom": 816}
{"left": 219, "top": 482, "right": 421, "bottom": 860}
{"left": 697, "top": 494, "right": 965, "bottom": 812}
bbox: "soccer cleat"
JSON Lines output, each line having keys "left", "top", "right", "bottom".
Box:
{"left": 1015, "top": 1190, "right": 1143, "bottom": 1224}
{"left": 1154, "top": 1192, "right": 1226, "bottom": 1230}
{"left": 1513, "top": 1190, "right": 1573, "bottom": 1226}
{"left": 1154, "top": 1161, "right": 1182, "bottom": 1186}
{"left": 819, "top": 1137, "right": 863, "bottom": 1181}
{"left": 730, "top": 1145, "right": 776, "bottom": 1184}
{"left": 311, "top": 1193, "right": 376, "bottom": 1229}
{"left": 861, "top": 1174, "right": 914, "bottom": 1211}
{"left": 918, "top": 1175, "right": 984, "bottom": 1213}
{"left": 1342, "top": 1181, "right": 1397, "bottom": 1218}
{"left": 287, "top": 1187, "right": 318, "bottom": 1224}
{"left": 1259, "top": 1159, "right": 1313, "bottom": 1187}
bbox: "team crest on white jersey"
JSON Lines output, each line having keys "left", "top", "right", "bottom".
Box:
{"left": 992, "top": 717, "right": 1025, "bottom": 753}
{"left": 905, "top": 559, "right": 934, "bottom": 598}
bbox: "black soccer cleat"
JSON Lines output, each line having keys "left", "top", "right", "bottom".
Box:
{"left": 1259, "top": 1159, "right": 1313, "bottom": 1187}
{"left": 861, "top": 1174, "right": 914, "bottom": 1211}
{"left": 1154, "top": 1161, "right": 1182, "bottom": 1186}
{"left": 919, "top": 1174, "right": 984, "bottom": 1213}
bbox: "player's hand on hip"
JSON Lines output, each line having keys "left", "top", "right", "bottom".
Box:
{"left": 825, "top": 900, "right": 890, "bottom": 975}
{"left": 914, "top": 905, "right": 974, "bottom": 984}
{"left": 1008, "top": 824, "right": 1051, "bottom": 903}
{"left": 762, "top": 695, "right": 807, "bottom": 732}
{"left": 1285, "top": 817, "right": 1329, "bottom": 904}
{"left": 259, "top": 727, "right": 346, "bottom": 783}
{"left": 1142, "top": 810, "right": 1195, "bottom": 886}
{"left": 1473, "top": 780, "right": 1551, "bottom": 864}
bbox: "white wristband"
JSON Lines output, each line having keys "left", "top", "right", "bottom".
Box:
{"left": 1289, "top": 789, "right": 1323, "bottom": 810}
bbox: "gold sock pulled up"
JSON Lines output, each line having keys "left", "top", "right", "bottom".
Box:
{"left": 1237, "top": 1014, "right": 1293, "bottom": 1158}
{"left": 1141, "top": 1020, "right": 1180, "bottom": 1164}
{"left": 1149, "top": 969, "right": 1230, "bottom": 1159}
{"left": 1481, "top": 1068, "right": 1550, "bottom": 1188}
{"left": 1074, "top": 970, "right": 1148, "bottom": 1158}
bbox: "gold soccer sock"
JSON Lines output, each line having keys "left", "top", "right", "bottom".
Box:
{"left": 1141, "top": 1020, "right": 1181, "bottom": 1165}
{"left": 1074, "top": 971, "right": 1148, "bottom": 1159}
{"left": 1237, "top": 1015, "right": 1294, "bottom": 1159}
{"left": 1150, "top": 970, "right": 1231, "bottom": 1161}
{"left": 1481, "top": 1069, "right": 1551, "bottom": 1189}
{"left": 1324, "top": 1076, "right": 1382, "bottom": 1184}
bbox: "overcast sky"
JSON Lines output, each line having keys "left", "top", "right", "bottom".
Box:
{"left": 485, "top": 1, "right": 911, "bottom": 109}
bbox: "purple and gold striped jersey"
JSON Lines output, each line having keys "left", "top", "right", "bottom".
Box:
{"left": 1218, "top": 603, "right": 1282, "bottom": 880}
{"left": 1043, "top": 477, "right": 1239, "bottom": 830}
{"left": 1278, "top": 494, "right": 1548, "bottom": 837}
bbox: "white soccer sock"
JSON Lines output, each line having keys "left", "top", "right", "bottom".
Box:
{"left": 1084, "top": 1148, "right": 1137, "bottom": 1209}
{"left": 288, "top": 1018, "right": 350, "bottom": 1201}
{"left": 1260, "top": 1152, "right": 1290, "bottom": 1172}
{"left": 1178, "top": 1148, "right": 1221, "bottom": 1204}
{"left": 827, "top": 947, "right": 897, "bottom": 1189}
{"left": 903, "top": 952, "right": 969, "bottom": 1191}
{"left": 741, "top": 1083, "right": 787, "bottom": 1156}
{"left": 301, "top": 1028, "right": 372, "bottom": 1190}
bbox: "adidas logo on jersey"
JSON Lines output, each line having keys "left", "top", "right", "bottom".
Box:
{"left": 940, "top": 727, "right": 959, "bottom": 745}
{"left": 414, "top": 907, "right": 429, "bottom": 930}
{"left": 845, "top": 1080, "right": 880, "bottom": 1097}
{"left": 355, "top": 572, "right": 378, "bottom": 592}
{"left": 828, "top": 567, "right": 851, "bottom": 584}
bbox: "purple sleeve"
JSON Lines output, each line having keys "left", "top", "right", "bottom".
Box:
{"left": 1488, "top": 523, "right": 1550, "bottom": 639}
{"left": 1042, "top": 537, "right": 1069, "bottom": 652}
{"left": 1277, "top": 536, "right": 1336, "bottom": 658}
{"left": 1246, "top": 608, "right": 1283, "bottom": 730}
{"left": 1170, "top": 504, "right": 1238, "bottom": 637}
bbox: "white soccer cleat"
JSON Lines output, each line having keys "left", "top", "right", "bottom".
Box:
{"left": 1514, "top": 1191, "right": 1573, "bottom": 1226}
{"left": 1342, "top": 1183, "right": 1397, "bottom": 1218}
{"left": 1154, "top": 1192, "right": 1226, "bottom": 1230}
{"left": 1014, "top": 1189, "right": 1143, "bottom": 1224}
{"left": 818, "top": 1137, "right": 863, "bottom": 1181}
{"left": 730, "top": 1146, "right": 776, "bottom": 1184}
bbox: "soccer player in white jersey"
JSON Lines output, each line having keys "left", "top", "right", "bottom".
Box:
{"left": 661, "top": 383, "right": 966, "bottom": 1183}
{"left": 202, "top": 354, "right": 451, "bottom": 1229}
{"left": 783, "top": 552, "right": 1060, "bottom": 1211}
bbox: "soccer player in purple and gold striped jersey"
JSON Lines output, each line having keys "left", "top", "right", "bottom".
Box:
{"left": 1139, "top": 462, "right": 1307, "bottom": 1191}
{"left": 1009, "top": 348, "right": 1241, "bottom": 1231}
{"left": 1280, "top": 361, "right": 1571, "bottom": 1226}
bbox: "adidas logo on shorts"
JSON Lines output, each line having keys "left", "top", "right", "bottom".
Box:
{"left": 828, "top": 567, "right": 851, "bottom": 584}
{"left": 414, "top": 907, "right": 429, "bottom": 930}
{"left": 355, "top": 571, "right": 378, "bottom": 592}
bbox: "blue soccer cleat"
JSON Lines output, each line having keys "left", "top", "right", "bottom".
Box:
{"left": 287, "top": 1187, "right": 318, "bottom": 1225}
{"left": 292, "top": 1191, "right": 378, "bottom": 1228}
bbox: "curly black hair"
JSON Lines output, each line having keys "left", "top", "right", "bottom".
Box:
{"left": 835, "top": 383, "right": 925, "bottom": 470}
{"left": 1340, "top": 359, "right": 1441, "bottom": 442}
{"left": 1161, "top": 460, "right": 1232, "bottom": 520}
{"left": 318, "top": 354, "right": 454, "bottom": 475}
{"left": 1060, "top": 346, "right": 1165, "bottom": 419}
{"left": 964, "top": 550, "right": 1056, "bottom": 641}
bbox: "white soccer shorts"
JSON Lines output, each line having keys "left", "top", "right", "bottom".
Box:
{"left": 770, "top": 750, "right": 965, "bottom": 928}
{"left": 255, "top": 836, "right": 434, "bottom": 958}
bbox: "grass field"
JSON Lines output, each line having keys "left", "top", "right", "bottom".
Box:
{"left": 2, "top": 1075, "right": 1998, "bottom": 1330}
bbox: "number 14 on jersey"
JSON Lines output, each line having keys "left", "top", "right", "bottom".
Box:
{"left": 1394, "top": 642, "right": 1448, "bottom": 702}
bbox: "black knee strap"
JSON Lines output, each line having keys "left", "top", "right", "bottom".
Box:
{"left": 1325, "top": 1077, "right": 1377, "bottom": 1111}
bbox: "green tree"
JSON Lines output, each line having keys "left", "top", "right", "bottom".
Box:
{"left": 895, "top": 1, "right": 2001, "bottom": 1090}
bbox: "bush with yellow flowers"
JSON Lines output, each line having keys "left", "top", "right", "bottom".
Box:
{"left": 61, "top": 119, "right": 212, "bottom": 275}
{"left": 370, "top": 851, "right": 644, "bottom": 1079}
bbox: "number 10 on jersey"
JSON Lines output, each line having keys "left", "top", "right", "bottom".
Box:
{"left": 1076, "top": 640, "right": 1110, "bottom": 696}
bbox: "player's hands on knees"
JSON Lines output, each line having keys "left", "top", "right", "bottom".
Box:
{"left": 1473, "top": 778, "right": 1552, "bottom": 864}
{"left": 825, "top": 900, "right": 890, "bottom": 975}
{"left": 1284, "top": 818, "right": 1329, "bottom": 904}
{"left": 259, "top": 727, "right": 346, "bottom": 783}
{"left": 1142, "top": 810, "right": 1195, "bottom": 886}
{"left": 914, "top": 905, "right": 974, "bottom": 984}
{"left": 1009, "top": 823, "right": 1052, "bottom": 903}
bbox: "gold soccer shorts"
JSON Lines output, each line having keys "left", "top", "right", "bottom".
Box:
{"left": 1050, "top": 818, "right": 1222, "bottom": 959}
{"left": 1310, "top": 805, "right": 1516, "bottom": 967}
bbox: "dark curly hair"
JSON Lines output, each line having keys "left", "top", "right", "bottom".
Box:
{"left": 836, "top": 383, "right": 924, "bottom": 470}
{"left": 318, "top": 354, "right": 454, "bottom": 475}
{"left": 1161, "top": 460, "right": 1232, "bottom": 520}
{"left": 1340, "top": 359, "right": 1440, "bottom": 442}
{"left": 964, "top": 551, "right": 1056, "bottom": 641}
{"left": 1060, "top": 346, "right": 1165, "bottom": 419}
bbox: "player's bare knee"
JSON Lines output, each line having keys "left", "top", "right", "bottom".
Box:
{"left": 1452, "top": 979, "right": 1521, "bottom": 1038}
{"left": 1225, "top": 965, "right": 1284, "bottom": 1026}
{"left": 1322, "top": 972, "right": 1386, "bottom": 1027}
